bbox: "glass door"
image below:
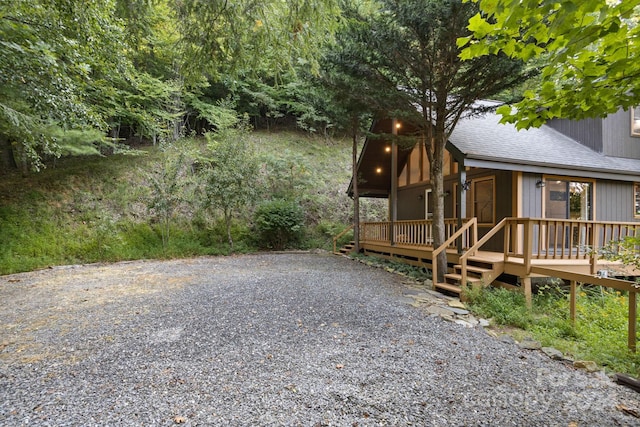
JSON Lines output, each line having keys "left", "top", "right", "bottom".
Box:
{"left": 544, "top": 179, "right": 592, "bottom": 254}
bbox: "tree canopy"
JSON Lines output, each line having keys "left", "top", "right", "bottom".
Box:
{"left": 321, "top": 0, "right": 528, "bottom": 280}
{"left": 459, "top": 0, "right": 640, "bottom": 128}
{"left": 0, "top": 0, "right": 339, "bottom": 173}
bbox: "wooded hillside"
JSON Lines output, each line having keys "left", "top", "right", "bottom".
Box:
{"left": 0, "top": 130, "right": 386, "bottom": 275}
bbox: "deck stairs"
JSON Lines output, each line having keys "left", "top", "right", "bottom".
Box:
{"left": 434, "top": 256, "right": 505, "bottom": 296}
{"left": 335, "top": 241, "right": 356, "bottom": 255}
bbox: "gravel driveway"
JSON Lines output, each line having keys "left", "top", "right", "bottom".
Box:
{"left": 1, "top": 252, "right": 639, "bottom": 426}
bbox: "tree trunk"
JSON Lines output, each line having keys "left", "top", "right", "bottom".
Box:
{"left": 225, "top": 209, "right": 234, "bottom": 252}
{"left": 352, "top": 125, "right": 360, "bottom": 252}
{"left": 0, "top": 134, "right": 17, "bottom": 173}
{"left": 430, "top": 131, "right": 447, "bottom": 283}
{"left": 12, "top": 141, "right": 29, "bottom": 177}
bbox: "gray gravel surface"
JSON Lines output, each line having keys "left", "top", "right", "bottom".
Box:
{"left": 1, "top": 252, "right": 639, "bottom": 426}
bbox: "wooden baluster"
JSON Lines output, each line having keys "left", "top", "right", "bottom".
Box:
{"left": 524, "top": 220, "right": 533, "bottom": 274}
{"left": 629, "top": 291, "right": 637, "bottom": 352}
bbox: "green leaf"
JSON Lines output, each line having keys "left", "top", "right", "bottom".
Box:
{"left": 467, "top": 13, "right": 493, "bottom": 38}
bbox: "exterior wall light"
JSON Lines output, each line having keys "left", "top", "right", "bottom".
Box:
{"left": 536, "top": 180, "right": 546, "bottom": 188}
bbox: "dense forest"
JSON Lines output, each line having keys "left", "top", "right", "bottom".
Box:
{"left": 1, "top": 0, "right": 637, "bottom": 273}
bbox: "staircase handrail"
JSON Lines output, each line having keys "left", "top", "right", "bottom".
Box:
{"left": 431, "top": 217, "right": 477, "bottom": 287}
{"left": 332, "top": 224, "right": 355, "bottom": 254}
{"left": 458, "top": 217, "right": 508, "bottom": 289}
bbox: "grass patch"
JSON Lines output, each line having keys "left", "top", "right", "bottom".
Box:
{"left": 351, "top": 253, "right": 431, "bottom": 282}
{"left": 464, "top": 284, "right": 640, "bottom": 376}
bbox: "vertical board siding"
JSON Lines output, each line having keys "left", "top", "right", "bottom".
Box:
{"left": 397, "top": 185, "right": 428, "bottom": 220}
{"left": 547, "top": 117, "right": 603, "bottom": 152}
{"left": 494, "top": 170, "right": 512, "bottom": 220}
{"left": 596, "top": 180, "right": 637, "bottom": 222}
{"left": 522, "top": 173, "right": 543, "bottom": 218}
{"left": 603, "top": 109, "right": 640, "bottom": 159}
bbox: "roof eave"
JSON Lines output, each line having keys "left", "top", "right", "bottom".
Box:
{"left": 464, "top": 155, "right": 640, "bottom": 182}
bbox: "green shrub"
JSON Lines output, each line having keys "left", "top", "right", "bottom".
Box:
{"left": 464, "top": 286, "right": 533, "bottom": 329}
{"left": 306, "top": 220, "right": 352, "bottom": 251}
{"left": 253, "top": 199, "right": 305, "bottom": 250}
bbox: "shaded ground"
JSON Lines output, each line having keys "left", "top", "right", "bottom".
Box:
{"left": 1, "top": 253, "right": 639, "bottom": 426}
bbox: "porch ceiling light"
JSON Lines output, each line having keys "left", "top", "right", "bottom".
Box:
{"left": 395, "top": 122, "right": 402, "bottom": 129}
{"left": 384, "top": 146, "right": 391, "bottom": 153}
{"left": 375, "top": 167, "right": 383, "bottom": 174}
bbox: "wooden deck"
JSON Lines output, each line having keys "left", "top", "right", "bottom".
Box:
{"left": 350, "top": 217, "right": 640, "bottom": 350}
{"left": 358, "top": 217, "right": 640, "bottom": 293}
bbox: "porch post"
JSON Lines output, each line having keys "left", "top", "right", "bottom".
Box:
{"left": 457, "top": 163, "right": 467, "bottom": 253}
{"left": 390, "top": 119, "right": 399, "bottom": 246}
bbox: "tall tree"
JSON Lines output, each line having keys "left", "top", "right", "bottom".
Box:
{"left": 174, "top": 0, "right": 340, "bottom": 80}
{"left": 331, "top": 0, "right": 528, "bottom": 280}
{"left": 316, "top": 4, "right": 386, "bottom": 251}
{"left": 201, "top": 120, "right": 259, "bottom": 252}
{"left": 0, "top": 0, "right": 128, "bottom": 172}
{"left": 459, "top": 0, "right": 640, "bottom": 128}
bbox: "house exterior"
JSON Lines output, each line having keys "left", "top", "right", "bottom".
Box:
{"left": 351, "top": 102, "right": 640, "bottom": 251}
{"left": 346, "top": 104, "right": 640, "bottom": 350}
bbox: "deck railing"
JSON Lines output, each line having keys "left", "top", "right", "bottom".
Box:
{"left": 356, "top": 217, "right": 640, "bottom": 351}
{"left": 361, "top": 221, "right": 391, "bottom": 243}
{"left": 503, "top": 218, "right": 640, "bottom": 273}
{"left": 361, "top": 218, "right": 473, "bottom": 248}
{"left": 332, "top": 224, "right": 354, "bottom": 254}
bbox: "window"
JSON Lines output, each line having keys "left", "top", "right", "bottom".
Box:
{"left": 632, "top": 107, "right": 640, "bottom": 137}
{"left": 635, "top": 183, "right": 640, "bottom": 217}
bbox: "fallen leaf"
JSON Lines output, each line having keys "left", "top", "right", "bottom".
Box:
{"left": 617, "top": 404, "right": 640, "bottom": 418}
{"left": 336, "top": 364, "right": 344, "bottom": 369}
{"left": 173, "top": 416, "right": 186, "bottom": 424}
{"left": 284, "top": 384, "right": 297, "bottom": 392}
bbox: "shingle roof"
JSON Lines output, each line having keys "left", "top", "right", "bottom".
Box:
{"left": 450, "top": 109, "right": 640, "bottom": 181}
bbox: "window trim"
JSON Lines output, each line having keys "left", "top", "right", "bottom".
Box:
{"left": 631, "top": 107, "right": 640, "bottom": 137}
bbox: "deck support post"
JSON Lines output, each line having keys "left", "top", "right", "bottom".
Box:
{"left": 569, "top": 280, "right": 577, "bottom": 324}
{"left": 523, "top": 220, "right": 533, "bottom": 275}
{"left": 522, "top": 276, "right": 532, "bottom": 309}
{"left": 629, "top": 291, "right": 637, "bottom": 352}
